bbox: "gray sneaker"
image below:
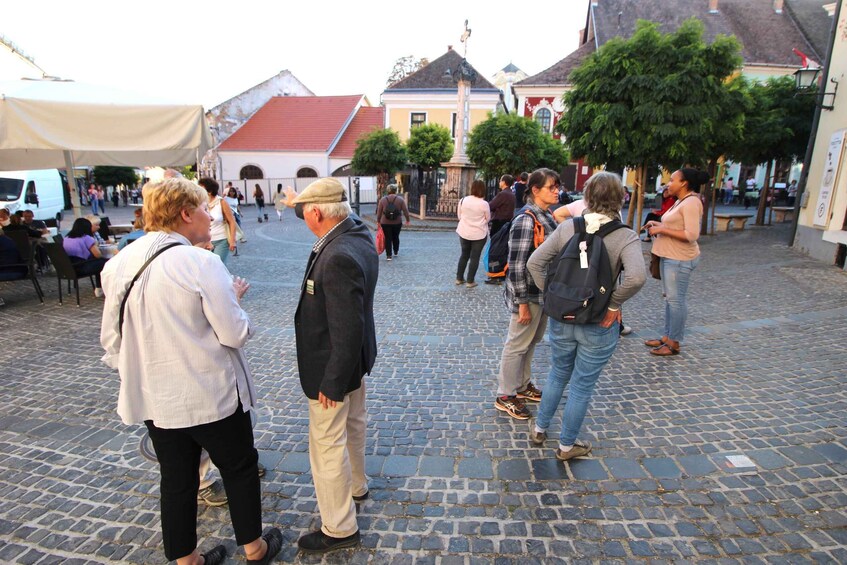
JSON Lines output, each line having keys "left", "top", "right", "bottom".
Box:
{"left": 555, "top": 439, "right": 592, "bottom": 461}
{"left": 197, "top": 479, "right": 228, "bottom": 507}
{"left": 529, "top": 419, "right": 547, "bottom": 445}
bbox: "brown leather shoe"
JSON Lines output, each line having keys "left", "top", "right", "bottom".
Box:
{"left": 644, "top": 336, "right": 667, "bottom": 348}
{"left": 650, "top": 340, "right": 680, "bottom": 356}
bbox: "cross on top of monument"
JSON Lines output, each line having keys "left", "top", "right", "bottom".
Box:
{"left": 460, "top": 20, "right": 471, "bottom": 58}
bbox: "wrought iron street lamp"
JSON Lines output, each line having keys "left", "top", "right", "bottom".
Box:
{"left": 793, "top": 67, "right": 839, "bottom": 111}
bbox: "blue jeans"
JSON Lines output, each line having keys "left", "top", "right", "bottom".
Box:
{"left": 211, "top": 238, "right": 230, "bottom": 265}
{"left": 660, "top": 256, "right": 699, "bottom": 342}
{"left": 536, "top": 319, "right": 619, "bottom": 446}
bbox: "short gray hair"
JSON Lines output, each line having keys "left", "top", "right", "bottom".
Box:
{"left": 583, "top": 172, "right": 625, "bottom": 218}
{"left": 305, "top": 201, "right": 351, "bottom": 220}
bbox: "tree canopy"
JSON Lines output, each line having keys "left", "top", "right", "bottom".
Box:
{"left": 351, "top": 128, "right": 408, "bottom": 193}
{"left": 557, "top": 18, "right": 742, "bottom": 170}
{"left": 406, "top": 124, "right": 453, "bottom": 170}
{"left": 467, "top": 113, "right": 567, "bottom": 179}
{"left": 93, "top": 166, "right": 138, "bottom": 187}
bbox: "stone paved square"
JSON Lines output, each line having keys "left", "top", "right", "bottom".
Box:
{"left": 1, "top": 205, "right": 846, "bottom": 563}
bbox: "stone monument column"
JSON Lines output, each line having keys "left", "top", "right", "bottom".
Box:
{"left": 436, "top": 21, "right": 479, "bottom": 215}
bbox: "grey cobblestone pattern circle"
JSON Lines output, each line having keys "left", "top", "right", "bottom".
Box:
{"left": 1, "top": 205, "right": 846, "bottom": 563}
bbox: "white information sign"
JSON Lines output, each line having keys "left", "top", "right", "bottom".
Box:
{"left": 813, "top": 129, "right": 847, "bottom": 227}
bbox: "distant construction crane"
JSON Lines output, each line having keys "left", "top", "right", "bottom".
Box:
{"left": 0, "top": 33, "right": 49, "bottom": 78}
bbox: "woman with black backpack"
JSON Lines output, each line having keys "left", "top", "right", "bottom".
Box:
{"left": 376, "top": 184, "right": 410, "bottom": 261}
{"left": 526, "top": 172, "right": 645, "bottom": 462}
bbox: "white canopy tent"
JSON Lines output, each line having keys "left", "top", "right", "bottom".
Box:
{"left": 0, "top": 78, "right": 213, "bottom": 217}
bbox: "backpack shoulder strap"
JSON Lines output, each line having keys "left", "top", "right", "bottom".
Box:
{"left": 597, "top": 219, "right": 625, "bottom": 237}
{"left": 523, "top": 209, "right": 547, "bottom": 248}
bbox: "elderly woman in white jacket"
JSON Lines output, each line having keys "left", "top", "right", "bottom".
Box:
{"left": 100, "top": 177, "right": 281, "bottom": 565}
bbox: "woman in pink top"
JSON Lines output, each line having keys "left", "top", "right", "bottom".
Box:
{"left": 644, "top": 168, "right": 707, "bottom": 356}
{"left": 455, "top": 180, "right": 491, "bottom": 288}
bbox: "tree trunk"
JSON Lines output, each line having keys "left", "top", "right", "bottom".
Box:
{"left": 634, "top": 166, "right": 647, "bottom": 233}
{"left": 755, "top": 160, "right": 773, "bottom": 226}
{"left": 625, "top": 166, "right": 639, "bottom": 227}
{"left": 703, "top": 159, "right": 718, "bottom": 235}
{"left": 376, "top": 172, "right": 389, "bottom": 200}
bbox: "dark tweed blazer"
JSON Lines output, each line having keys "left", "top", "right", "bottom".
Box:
{"left": 295, "top": 215, "right": 379, "bottom": 401}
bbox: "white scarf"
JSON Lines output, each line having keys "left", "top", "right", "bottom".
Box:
{"left": 583, "top": 212, "right": 613, "bottom": 234}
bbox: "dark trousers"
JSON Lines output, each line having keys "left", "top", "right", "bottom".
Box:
{"left": 381, "top": 223, "right": 402, "bottom": 257}
{"left": 456, "top": 236, "right": 487, "bottom": 283}
{"left": 69, "top": 256, "right": 107, "bottom": 288}
{"left": 145, "top": 406, "right": 261, "bottom": 560}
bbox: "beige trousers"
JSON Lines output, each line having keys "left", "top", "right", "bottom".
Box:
{"left": 308, "top": 384, "right": 367, "bottom": 538}
{"left": 497, "top": 302, "right": 548, "bottom": 396}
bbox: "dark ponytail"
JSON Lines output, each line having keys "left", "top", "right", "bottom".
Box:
{"left": 679, "top": 168, "right": 710, "bottom": 193}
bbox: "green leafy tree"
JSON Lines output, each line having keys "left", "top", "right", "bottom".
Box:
{"left": 467, "top": 113, "right": 553, "bottom": 179}
{"left": 351, "top": 128, "right": 408, "bottom": 196}
{"left": 538, "top": 134, "right": 570, "bottom": 173}
{"left": 93, "top": 166, "right": 138, "bottom": 188}
{"left": 725, "top": 76, "right": 815, "bottom": 224}
{"left": 407, "top": 124, "right": 453, "bottom": 170}
{"left": 180, "top": 165, "right": 197, "bottom": 180}
{"left": 557, "top": 18, "right": 742, "bottom": 229}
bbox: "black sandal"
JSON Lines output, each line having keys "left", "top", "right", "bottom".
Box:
{"left": 650, "top": 343, "right": 679, "bottom": 356}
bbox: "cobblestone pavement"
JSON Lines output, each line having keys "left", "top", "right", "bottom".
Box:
{"left": 1, "top": 204, "right": 845, "bottom": 564}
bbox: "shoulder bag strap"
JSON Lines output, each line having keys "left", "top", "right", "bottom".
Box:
{"left": 119, "top": 242, "right": 183, "bottom": 338}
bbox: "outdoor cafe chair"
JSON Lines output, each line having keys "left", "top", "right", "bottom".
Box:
{"left": 1, "top": 231, "right": 44, "bottom": 304}
{"left": 42, "top": 238, "right": 96, "bottom": 306}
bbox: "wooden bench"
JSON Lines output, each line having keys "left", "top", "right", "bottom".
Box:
{"left": 715, "top": 214, "right": 754, "bottom": 232}
{"left": 772, "top": 206, "right": 795, "bottom": 223}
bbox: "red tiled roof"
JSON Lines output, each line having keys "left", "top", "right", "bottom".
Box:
{"left": 329, "top": 107, "right": 385, "bottom": 158}
{"left": 219, "top": 95, "right": 363, "bottom": 152}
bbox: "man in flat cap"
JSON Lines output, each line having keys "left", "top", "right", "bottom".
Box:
{"left": 290, "top": 178, "right": 378, "bottom": 554}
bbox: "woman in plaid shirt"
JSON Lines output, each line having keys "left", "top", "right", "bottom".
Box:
{"left": 494, "top": 168, "right": 560, "bottom": 420}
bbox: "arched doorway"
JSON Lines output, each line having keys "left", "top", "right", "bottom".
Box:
{"left": 297, "top": 167, "right": 318, "bottom": 178}
{"left": 240, "top": 165, "right": 264, "bottom": 180}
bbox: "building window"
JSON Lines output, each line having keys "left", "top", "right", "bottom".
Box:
{"left": 240, "top": 165, "right": 264, "bottom": 180}
{"left": 410, "top": 112, "right": 426, "bottom": 129}
{"left": 451, "top": 113, "right": 457, "bottom": 139}
{"left": 297, "top": 167, "right": 318, "bottom": 178}
{"left": 535, "top": 108, "right": 552, "bottom": 133}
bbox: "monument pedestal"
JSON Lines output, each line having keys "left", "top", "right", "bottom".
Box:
{"left": 436, "top": 161, "right": 477, "bottom": 215}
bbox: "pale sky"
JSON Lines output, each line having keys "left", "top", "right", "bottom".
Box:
{"left": 2, "top": 0, "right": 589, "bottom": 109}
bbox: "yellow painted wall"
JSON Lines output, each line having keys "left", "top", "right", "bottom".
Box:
{"left": 388, "top": 107, "right": 494, "bottom": 142}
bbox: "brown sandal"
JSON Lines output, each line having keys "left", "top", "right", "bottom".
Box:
{"left": 644, "top": 336, "right": 667, "bottom": 348}
{"left": 650, "top": 342, "right": 680, "bottom": 356}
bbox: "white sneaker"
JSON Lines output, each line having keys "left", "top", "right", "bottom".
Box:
{"left": 619, "top": 325, "right": 632, "bottom": 336}
{"left": 94, "top": 288, "right": 104, "bottom": 298}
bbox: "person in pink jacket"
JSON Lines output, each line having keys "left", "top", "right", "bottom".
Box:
{"left": 455, "top": 180, "right": 491, "bottom": 288}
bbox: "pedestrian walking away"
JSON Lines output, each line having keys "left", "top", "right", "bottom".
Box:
{"left": 376, "top": 184, "right": 410, "bottom": 261}
{"left": 455, "top": 180, "right": 490, "bottom": 288}
{"left": 291, "top": 177, "right": 377, "bottom": 554}
{"left": 253, "top": 184, "right": 267, "bottom": 222}
{"left": 494, "top": 168, "right": 559, "bottom": 420}
{"left": 272, "top": 184, "right": 286, "bottom": 221}
{"left": 99, "top": 177, "right": 281, "bottom": 565}
{"left": 644, "top": 168, "right": 706, "bottom": 356}
{"left": 526, "top": 171, "right": 646, "bottom": 461}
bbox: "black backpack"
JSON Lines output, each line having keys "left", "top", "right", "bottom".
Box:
{"left": 542, "top": 216, "right": 625, "bottom": 324}
{"left": 384, "top": 195, "right": 399, "bottom": 220}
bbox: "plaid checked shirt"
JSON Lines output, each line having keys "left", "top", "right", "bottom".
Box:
{"left": 503, "top": 202, "right": 557, "bottom": 313}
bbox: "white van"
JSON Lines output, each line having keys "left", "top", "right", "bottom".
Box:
{"left": 0, "top": 169, "right": 67, "bottom": 223}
